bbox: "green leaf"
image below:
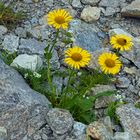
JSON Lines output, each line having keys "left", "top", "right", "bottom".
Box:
{"left": 62, "top": 38, "right": 73, "bottom": 45}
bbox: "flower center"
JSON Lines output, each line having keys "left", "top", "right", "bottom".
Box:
{"left": 117, "top": 38, "right": 127, "bottom": 46}
{"left": 71, "top": 53, "right": 82, "bottom": 61}
{"left": 55, "top": 16, "right": 65, "bottom": 24}
{"left": 105, "top": 59, "right": 115, "bottom": 68}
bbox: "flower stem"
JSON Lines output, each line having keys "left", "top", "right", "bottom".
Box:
{"left": 46, "top": 29, "right": 60, "bottom": 103}
{"left": 49, "top": 29, "right": 59, "bottom": 54}
{"left": 66, "top": 68, "right": 73, "bottom": 92}
{"left": 61, "top": 68, "right": 74, "bottom": 107}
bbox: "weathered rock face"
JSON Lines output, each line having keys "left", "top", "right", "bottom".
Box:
{"left": 0, "top": 59, "right": 51, "bottom": 140}
{"left": 114, "top": 132, "right": 133, "bottom": 140}
{"left": 69, "top": 20, "right": 101, "bottom": 52}
{"left": 121, "top": 0, "right": 140, "bottom": 18}
{"left": 0, "top": 60, "right": 87, "bottom": 140}
{"left": 86, "top": 118, "right": 113, "bottom": 140}
{"left": 116, "top": 104, "right": 140, "bottom": 140}
{"left": 2, "top": 34, "right": 19, "bottom": 53}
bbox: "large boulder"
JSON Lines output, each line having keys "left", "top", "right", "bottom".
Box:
{"left": 116, "top": 104, "right": 140, "bottom": 140}
{"left": 121, "top": 0, "right": 140, "bottom": 18}
{"left": 0, "top": 59, "right": 51, "bottom": 140}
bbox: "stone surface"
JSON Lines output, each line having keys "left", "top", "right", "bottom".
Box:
{"left": 71, "top": 0, "right": 82, "bottom": 8}
{"left": 123, "top": 67, "right": 137, "bottom": 75}
{"left": 104, "top": 7, "right": 119, "bottom": 16}
{"left": 15, "top": 27, "right": 27, "bottom": 38}
{"left": 73, "top": 122, "right": 86, "bottom": 137}
{"left": 0, "top": 59, "right": 51, "bottom": 140}
{"left": 69, "top": 20, "right": 101, "bottom": 52}
{"left": 28, "top": 25, "right": 51, "bottom": 40}
{"left": 0, "top": 25, "right": 8, "bottom": 36}
{"left": 90, "top": 84, "right": 116, "bottom": 108}
{"left": 86, "top": 120, "right": 113, "bottom": 140}
{"left": 121, "top": 0, "right": 140, "bottom": 18}
{"left": 0, "top": 127, "right": 7, "bottom": 140}
{"left": 81, "top": 6, "right": 101, "bottom": 22}
{"left": 116, "top": 77, "right": 131, "bottom": 89}
{"left": 46, "top": 108, "right": 74, "bottom": 136}
{"left": 19, "top": 38, "right": 46, "bottom": 55}
{"left": 99, "top": 0, "right": 120, "bottom": 7}
{"left": 2, "top": 34, "right": 19, "bottom": 53}
{"left": 11, "top": 54, "right": 43, "bottom": 71}
{"left": 116, "top": 104, "right": 140, "bottom": 140}
{"left": 114, "top": 132, "right": 133, "bottom": 140}
{"left": 81, "top": 0, "right": 100, "bottom": 5}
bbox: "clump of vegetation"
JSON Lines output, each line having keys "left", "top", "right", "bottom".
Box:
{"left": 0, "top": 2, "right": 25, "bottom": 28}
{"left": 0, "top": 47, "right": 17, "bottom": 65}
{"left": 16, "top": 67, "right": 115, "bottom": 124}
{"left": 106, "top": 101, "right": 124, "bottom": 125}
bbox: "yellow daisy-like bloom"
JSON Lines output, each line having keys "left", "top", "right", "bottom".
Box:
{"left": 110, "top": 34, "right": 133, "bottom": 51}
{"left": 47, "top": 9, "right": 72, "bottom": 30}
{"left": 64, "top": 47, "right": 90, "bottom": 69}
{"left": 98, "top": 52, "right": 122, "bottom": 75}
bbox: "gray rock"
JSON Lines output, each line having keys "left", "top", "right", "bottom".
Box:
{"left": 132, "top": 41, "right": 140, "bottom": 69}
{"left": 109, "top": 28, "right": 133, "bottom": 39}
{"left": 19, "top": 38, "right": 46, "bottom": 55}
{"left": 0, "top": 25, "right": 7, "bottom": 36}
{"left": 2, "top": 34, "right": 19, "bottom": 53}
{"left": 99, "top": 0, "right": 120, "bottom": 7}
{"left": 0, "top": 127, "right": 7, "bottom": 140}
{"left": 116, "top": 77, "right": 131, "bottom": 89}
{"left": 123, "top": 67, "right": 137, "bottom": 75}
{"left": 104, "top": 7, "right": 119, "bottom": 16}
{"left": 116, "top": 104, "right": 140, "bottom": 140}
{"left": 103, "top": 116, "right": 113, "bottom": 132}
{"left": 0, "top": 59, "right": 51, "bottom": 140}
{"left": 121, "top": 0, "right": 140, "bottom": 18}
{"left": 73, "top": 122, "right": 86, "bottom": 137}
{"left": 81, "top": 0, "right": 100, "bottom": 5}
{"left": 71, "top": 0, "right": 82, "bottom": 8}
{"left": 114, "top": 132, "right": 133, "bottom": 140}
{"left": 46, "top": 108, "right": 74, "bottom": 136}
{"left": 15, "top": 27, "right": 27, "bottom": 38}
{"left": 69, "top": 20, "right": 101, "bottom": 52}
{"left": 28, "top": 25, "right": 51, "bottom": 40}
{"left": 11, "top": 54, "right": 43, "bottom": 71}
{"left": 86, "top": 121, "right": 113, "bottom": 140}
{"left": 89, "top": 84, "right": 116, "bottom": 108}
{"left": 81, "top": 6, "right": 101, "bottom": 22}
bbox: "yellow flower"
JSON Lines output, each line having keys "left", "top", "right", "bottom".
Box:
{"left": 98, "top": 52, "right": 122, "bottom": 75}
{"left": 110, "top": 34, "right": 133, "bottom": 51}
{"left": 64, "top": 47, "right": 90, "bottom": 69}
{"left": 47, "top": 9, "right": 72, "bottom": 30}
